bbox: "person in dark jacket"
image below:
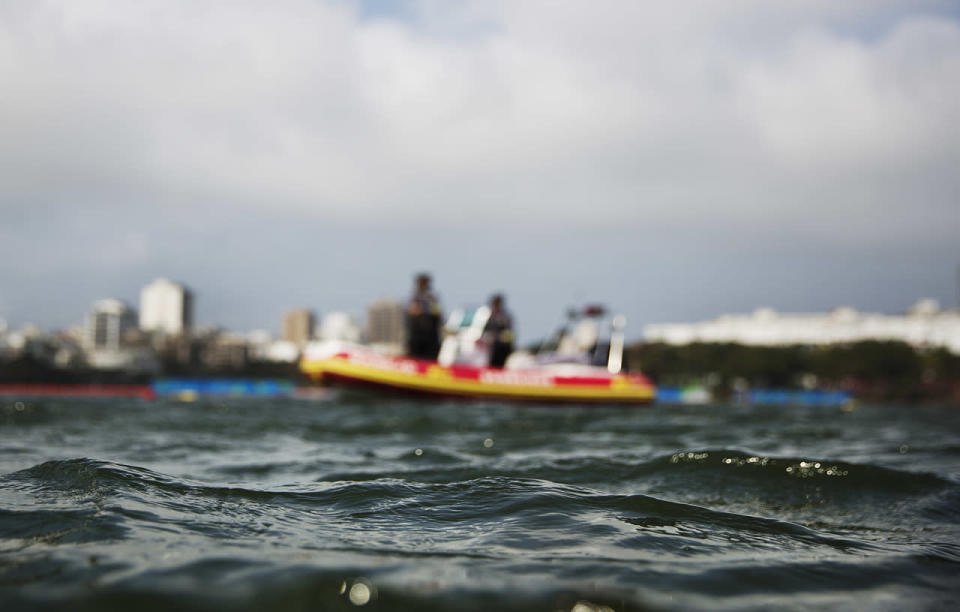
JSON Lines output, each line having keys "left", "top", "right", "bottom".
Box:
{"left": 483, "top": 293, "right": 514, "bottom": 368}
{"left": 405, "top": 273, "right": 442, "bottom": 361}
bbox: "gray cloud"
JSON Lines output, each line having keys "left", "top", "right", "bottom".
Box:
{"left": 1, "top": 0, "right": 958, "bottom": 338}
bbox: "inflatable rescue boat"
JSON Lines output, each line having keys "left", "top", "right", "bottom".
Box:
{"left": 300, "top": 341, "right": 656, "bottom": 404}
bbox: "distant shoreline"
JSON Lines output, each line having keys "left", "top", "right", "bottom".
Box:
{"left": 2, "top": 339, "right": 958, "bottom": 403}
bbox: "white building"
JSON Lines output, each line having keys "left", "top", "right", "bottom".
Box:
{"left": 245, "top": 329, "right": 273, "bottom": 361}
{"left": 321, "top": 311, "right": 362, "bottom": 343}
{"left": 643, "top": 299, "right": 960, "bottom": 354}
{"left": 140, "top": 278, "right": 193, "bottom": 335}
{"left": 264, "top": 340, "right": 300, "bottom": 363}
{"left": 84, "top": 299, "right": 158, "bottom": 372}
{"left": 86, "top": 299, "right": 138, "bottom": 351}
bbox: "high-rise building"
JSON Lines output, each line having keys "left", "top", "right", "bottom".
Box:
{"left": 140, "top": 278, "right": 193, "bottom": 335}
{"left": 282, "top": 309, "right": 316, "bottom": 348}
{"left": 85, "top": 299, "right": 138, "bottom": 351}
{"left": 365, "top": 298, "right": 405, "bottom": 346}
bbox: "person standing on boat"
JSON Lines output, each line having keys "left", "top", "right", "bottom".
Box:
{"left": 482, "top": 293, "right": 514, "bottom": 369}
{"left": 406, "top": 272, "right": 442, "bottom": 361}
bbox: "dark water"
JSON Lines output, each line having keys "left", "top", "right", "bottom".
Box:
{"left": 1, "top": 394, "right": 959, "bottom": 611}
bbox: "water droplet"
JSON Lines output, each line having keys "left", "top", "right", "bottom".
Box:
{"left": 349, "top": 581, "right": 372, "bottom": 606}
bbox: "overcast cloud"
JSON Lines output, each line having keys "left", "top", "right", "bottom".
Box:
{"left": 1, "top": 0, "right": 958, "bottom": 340}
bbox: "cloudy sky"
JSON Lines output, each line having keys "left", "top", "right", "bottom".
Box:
{"left": 1, "top": 0, "right": 958, "bottom": 341}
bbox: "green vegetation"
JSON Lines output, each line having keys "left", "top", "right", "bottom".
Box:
{"left": 626, "top": 341, "right": 960, "bottom": 402}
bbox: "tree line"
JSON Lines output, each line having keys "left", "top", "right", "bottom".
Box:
{"left": 625, "top": 340, "right": 960, "bottom": 402}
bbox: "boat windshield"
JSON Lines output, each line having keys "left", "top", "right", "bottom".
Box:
{"left": 534, "top": 306, "right": 626, "bottom": 373}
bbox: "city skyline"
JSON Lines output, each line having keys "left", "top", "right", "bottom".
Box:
{"left": 2, "top": 272, "right": 957, "bottom": 348}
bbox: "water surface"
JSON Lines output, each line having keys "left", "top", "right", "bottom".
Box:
{"left": 1, "top": 395, "right": 958, "bottom": 610}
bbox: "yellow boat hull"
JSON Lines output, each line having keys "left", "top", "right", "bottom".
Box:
{"left": 301, "top": 344, "right": 655, "bottom": 404}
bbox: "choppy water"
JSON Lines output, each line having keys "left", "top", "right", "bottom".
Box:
{"left": 1, "top": 394, "right": 958, "bottom": 611}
